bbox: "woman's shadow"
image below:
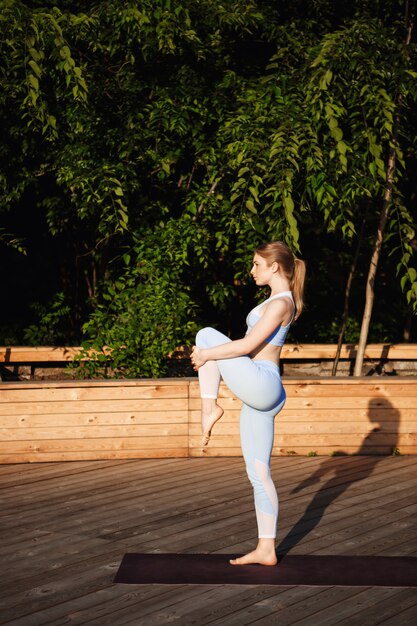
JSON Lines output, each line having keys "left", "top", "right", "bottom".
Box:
{"left": 277, "top": 397, "right": 400, "bottom": 558}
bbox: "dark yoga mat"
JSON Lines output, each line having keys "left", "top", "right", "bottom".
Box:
{"left": 113, "top": 553, "right": 417, "bottom": 587}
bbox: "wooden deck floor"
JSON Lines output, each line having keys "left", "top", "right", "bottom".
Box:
{"left": 0, "top": 455, "right": 417, "bottom": 625}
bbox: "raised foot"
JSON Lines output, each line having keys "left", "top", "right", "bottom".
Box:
{"left": 229, "top": 549, "right": 278, "bottom": 566}
{"left": 201, "top": 406, "right": 224, "bottom": 446}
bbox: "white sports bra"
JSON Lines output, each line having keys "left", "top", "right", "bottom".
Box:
{"left": 246, "top": 291, "right": 295, "bottom": 347}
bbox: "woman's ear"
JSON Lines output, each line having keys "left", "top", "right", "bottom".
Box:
{"left": 271, "top": 261, "right": 279, "bottom": 274}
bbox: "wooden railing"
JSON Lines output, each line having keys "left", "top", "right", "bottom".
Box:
{"left": 1, "top": 343, "right": 416, "bottom": 363}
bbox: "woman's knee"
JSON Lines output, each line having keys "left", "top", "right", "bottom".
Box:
{"left": 254, "top": 389, "right": 286, "bottom": 413}
{"left": 246, "top": 395, "right": 285, "bottom": 414}
{"left": 195, "top": 327, "right": 230, "bottom": 349}
{"left": 195, "top": 327, "right": 214, "bottom": 348}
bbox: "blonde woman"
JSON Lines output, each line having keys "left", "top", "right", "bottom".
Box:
{"left": 191, "top": 241, "right": 306, "bottom": 566}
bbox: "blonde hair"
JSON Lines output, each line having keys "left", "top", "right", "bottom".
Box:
{"left": 255, "top": 241, "right": 306, "bottom": 318}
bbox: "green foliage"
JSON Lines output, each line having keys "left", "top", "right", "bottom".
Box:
{"left": 0, "top": 228, "right": 26, "bottom": 254}
{"left": 0, "top": 0, "right": 416, "bottom": 375}
{"left": 23, "top": 292, "right": 71, "bottom": 345}
{"left": 74, "top": 261, "right": 199, "bottom": 378}
{"left": 73, "top": 216, "right": 208, "bottom": 377}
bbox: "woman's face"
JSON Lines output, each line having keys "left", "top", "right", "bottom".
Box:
{"left": 251, "top": 253, "right": 274, "bottom": 285}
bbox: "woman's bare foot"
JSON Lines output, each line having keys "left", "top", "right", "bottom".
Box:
{"left": 201, "top": 405, "right": 224, "bottom": 446}
{"left": 229, "top": 543, "right": 277, "bottom": 566}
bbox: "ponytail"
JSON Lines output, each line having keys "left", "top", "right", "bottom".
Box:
{"left": 256, "top": 241, "right": 306, "bottom": 320}
{"left": 291, "top": 258, "right": 306, "bottom": 319}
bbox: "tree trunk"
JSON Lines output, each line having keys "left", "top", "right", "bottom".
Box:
{"left": 353, "top": 1, "right": 414, "bottom": 376}
{"left": 353, "top": 153, "right": 396, "bottom": 376}
{"left": 332, "top": 213, "right": 366, "bottom": 376}
{"left": 403, "top": 303, "right": 413, "bottom": 341}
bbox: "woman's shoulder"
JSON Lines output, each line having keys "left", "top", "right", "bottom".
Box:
{"left": 265, "top": 291, "right": 293, "bottom": 308}
{"left": 269, "top": 290, "right": 293, "bottom": 301}
{"left": 263, "top": 292, "right": 295, "bottom": 320}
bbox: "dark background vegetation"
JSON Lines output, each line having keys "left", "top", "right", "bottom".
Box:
{"left": 1, "top": 0, "right": 416, "bottom": 376}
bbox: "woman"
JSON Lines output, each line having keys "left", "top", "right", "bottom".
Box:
{"left": 190, "top": 241, "right": 306, "bottom": 566}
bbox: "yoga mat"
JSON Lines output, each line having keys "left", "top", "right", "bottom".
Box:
{"left": 113, "top": 553, "right": 417, "bottom": 587}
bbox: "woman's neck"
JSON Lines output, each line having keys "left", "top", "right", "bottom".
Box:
{"left": 269, "top": 276, "right": 291, "bottom": 296}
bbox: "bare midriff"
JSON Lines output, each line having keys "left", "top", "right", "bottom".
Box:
{"left": 250, "top": 343, "right": 283, "bottom": 365}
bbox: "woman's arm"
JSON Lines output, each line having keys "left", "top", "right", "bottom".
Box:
{"left": 191, "top": 298, "right": 291, "bottom": 368}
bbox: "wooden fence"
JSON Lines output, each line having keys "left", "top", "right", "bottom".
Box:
{"left": 1, "top": 376, "right": 416, "bottom": 463}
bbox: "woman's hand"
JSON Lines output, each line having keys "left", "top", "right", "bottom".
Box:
{"left": 191, "top": 345, "right": 206, "bottom": 371}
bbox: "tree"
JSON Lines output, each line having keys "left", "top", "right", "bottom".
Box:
{"left": 1, "top": 0, "right": 416, "bottom": 376}
{"left": 354, "top": 0, "right": 416, "bottom": 375}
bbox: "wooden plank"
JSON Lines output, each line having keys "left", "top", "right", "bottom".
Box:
{"left": 281, "top": 377, "right": 417, "bottom": 386}
{"left": 0, "top": 346, "right": 83, "bottom": 362}
{"left": 0, "top": 424, "right": 187, "bottom": 440}
{"left": 269, "top": 408, "right": 417, "bottom": 421}
{"left": 189, "top": 378, "right": 417, "bottom": 397}
{"left": 0, "top": 383, "right": 188, "bottom": 402}
{"left": 275, "top": 430, "right": 417, "bottom": 446}
{"left": 282, "top": 396, "right": 417, "bottom": 409}
{"left": 0, "top": 398, "right": 188, "bottom": 415}
{"left": 2, "top": 343, "right": 416, "bottom": 362}
{"left": 1, "top": 378, "right": 189, "bottom": 389}
{"left": 189, "top": 433, "right": 416, "bottom": 448}
{"left": 283, "top": 382, "right": 417, "bottom": 396}
{"left": 189, "top": 420, "right": 415, "bottom": 435}
{"left": 0, "top": 450, "right": 190, "bottom": 463}
{"left": 189, "top": 394, "right": 417, "bottom": 409}
{"left": 190, "top": 407, "right": 417, "bottom": 422}
{"left": 281, "top": 343, "right": 417, "bottom": 359}
{"left": 0, "top": 436, "right": 188, "bottom": 452}
{"left": 0, "top": 438, "right": 190, "bottom": 462}
{"left": 191, "top": 445, "right": 417, "bottom": 457}
{"left": 0, "top": 411, "right": 188, "bottom": 427}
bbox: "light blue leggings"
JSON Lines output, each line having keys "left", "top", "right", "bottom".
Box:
{"left": 196, "top": 327, "right": 286, "bottom": 539}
